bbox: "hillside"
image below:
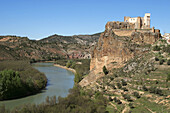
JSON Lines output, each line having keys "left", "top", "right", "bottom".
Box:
{"left": 79, "top": 22, "right": 170, "bottom": 112}
{"left": 0, "top": 33, "right": 100, "bottom": 61}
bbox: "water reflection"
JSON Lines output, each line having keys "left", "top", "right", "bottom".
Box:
{"left": 0, "top": 63, "right": 74, "bottom": 110}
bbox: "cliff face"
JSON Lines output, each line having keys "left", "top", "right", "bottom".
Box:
{"left": 79, "top": 21, "right": 160, "bottom": 87}
{"left": 90, "top": 31, "right": 133, "bottom": 75}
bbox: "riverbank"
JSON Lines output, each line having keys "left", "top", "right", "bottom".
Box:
{"left": 54, "top": 63, "right": 76, "bottom": 73}
{"left": 0, "top": 62, "right": 75, "bottom": 110}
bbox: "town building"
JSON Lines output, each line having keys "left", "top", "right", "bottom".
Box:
{"left": 124, "top": 13, "right": 151, "bottom": 29}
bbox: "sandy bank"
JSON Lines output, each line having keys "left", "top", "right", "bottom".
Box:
{"left": 54, "top": 64, "right": 76, "bottom": 73}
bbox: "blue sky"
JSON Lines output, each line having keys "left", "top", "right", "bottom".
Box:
{"left": 0, "top": 0, "right": 169, "bottom": 39}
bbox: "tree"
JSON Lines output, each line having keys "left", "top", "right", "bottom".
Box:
{"left": 155, "top": 57, "right": 159, "bottom": 61}
{"left": 159, "top": 59, "right": 164, "bottom": 65}
{"left": 121, "top": 79, "right": 127, "bottom": 86}
{"left": 0, "top": 70, "right": 22, "bottom": 100}
{"left": 153, "top": 45, "right": 161, "bottom": 51}
{"left": 66, "top": 60, "right": 72, "bottom": 68}
{"left": 167, "top": 59, "right": 170, "bottom": 65}
{"left": 103, "top": 66, "right": 109, "bottom": 75}
{"left": 167, "top": 73, "right": 170, "bottom": 82}
{"left": 143, "top": 85, "right": 148, "bottom": 91}
{"left": 133, "top": 92, "right": 140, "bottom": 98}
{"left": 117, "top": 83, "right": 122, "bottom": 89}
{"left": 74, "top": 73, "right": 82, "bottom": 83}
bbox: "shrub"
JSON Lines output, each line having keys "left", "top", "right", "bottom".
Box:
{"left": 121, "top": 79, "right": 127, "bottom": 86}
{"left": 155, "top": 57, "right": 159, "bottom": 61}
{"left": 103, "top": 66, "right": 109, "bottom": 75}
{"left": 149, "top": 87, "right": 157, "bottom": 93}
{"left": 167, "top": 59, "right": 170, "bottom": 65}
{"left": 167, "top": 73, "right": 170, "bottom": 82}
{"left": 117, "top": 83, "right": 122, "bottom": 89}
{"left": 155, "top": 88, "right": 163, "bottom": 96}
{"left": 0, "top": 70, "right": 22, "bottom": 100}
{"left": 129, "top": 103, "right": 135, "bottom": 109}
{"left": 122, "top": 87, "right": 128, "bottom": 91}
{"left": 133, "top": 92, "right": 141, "bottom": 98}
{"left": 112, "top": 84, "right": 116, "bottom": 89}
{"left": 74, "top": 73, "right": 82, "bottom": 83}
{"left": 159, "top": 59, "right": 164, "bottom": 65}
{"left": 66, "top": 60, "right": 72, "bottom": 68}
{"left": 123, "top": 94, "right": 132, "bottom": 102}
{"left": 113, "top": 97, "right": 122, "bottom": 104}
{"left": 143, "top": 85, "right": 148, "bottom": 91}
{"left": 153, "top": 45, "right": 161, "bottom": 51}
{"left": 109, "top": 96, "right": 113, "bottom": 101}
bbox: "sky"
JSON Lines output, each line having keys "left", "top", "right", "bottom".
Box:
{"left": 0, "top": 0, "right": 170, "bottom": 40}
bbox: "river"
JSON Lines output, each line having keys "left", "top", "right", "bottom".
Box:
{"left": 0, "top": 63, "right": 75, "bottom": 110}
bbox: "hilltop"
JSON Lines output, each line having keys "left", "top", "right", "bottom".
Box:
{"left": 0, "top": 33, "right": 100, "bottom": 61}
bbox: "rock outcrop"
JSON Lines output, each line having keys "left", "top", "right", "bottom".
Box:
{"left": 131, "top": 32, "right": 160, "bottom": 44}
{"left": 79, "top": 21, "right": 160, "bottom": 87}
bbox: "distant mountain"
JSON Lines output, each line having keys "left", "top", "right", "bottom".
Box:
{"left": 0, "top": 33, "right": 101, "bottom": 61}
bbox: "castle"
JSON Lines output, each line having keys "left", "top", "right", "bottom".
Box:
{"left": 124, "top": 13, "right": 151, "bottom": 29}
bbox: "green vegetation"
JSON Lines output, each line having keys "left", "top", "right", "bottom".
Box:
{"left": 159, "top": 59, "right": 164, "bottom": 65}
{"left": 55, "top": 59, "right": 90, "bottom": 84}
{"left": 0, "top": 70, "right": 21, "bottom": 100}
{"left": 103, "top": 66, "right": 109, "bottom": 75}
{"left": 167, "top": 59, "right": 170, "bottom": 65}
{"left": 133, "top": 92, "right": 140, "bottom": 98}
{"left": 0, "top": 86, "right": 107, "bottom": 113}
{"left": 153, "top": 45, "right": 161, "bottom": 51}
{"left": 167, "top": 73, "right": 170, "bottom": 82}
{"left": 0, "top": 60, "right": 47, "bottom": 100}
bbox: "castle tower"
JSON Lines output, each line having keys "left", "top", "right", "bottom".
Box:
{"left": 144, "top": 13, "right": 151, "bottom": 29}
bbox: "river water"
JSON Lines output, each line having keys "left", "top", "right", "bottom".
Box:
{"left": 0, "top": 63, "right": 75, "bottom": 110}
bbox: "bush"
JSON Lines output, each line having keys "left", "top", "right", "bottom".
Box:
{"left": 133, "top": 92, "right": 140, "bottom": 98}
{"left": 129, "top": 103, "right": 135, "bottom": 109}
{"left": 121, "top": 79, "right": 127, "bottom": 86}
{"left": 155, "top": 57, "right": 159, "bottom": 61}
{"left": 167, "top": 59, "right": 170, "bottom": 65}
{"left": 112, "top": 84, "right": 116, "bottom": 89}
{"left": 122, "top": 87, "right": 128, "bottom": 91}
{"left": 0, "top": 70, "right": 22, "bottom": 100}
{"left": 153, "top": 45, "right": 161, "bottom": 51}
{"left": 113, "top": 97, "right": 122, "bottom": 104}
{"left": 143, "top": 85, "right": 148, "bottom": 91}
{"left": 109, "top": 96, "right": 113, "bottom": 101}
{"left": 167, "top": 73, "right": 170, "bottom": 82}
{"left": 155, "top": 88, "right": 163, "bottom": 96}
{"left": 117, "top": 83, "right": 122, "bottom": 89}
{"left": 103, "top": 66, "right": 109, "bottom": 75}
{"left": 74, "top": 73, "right": 82, "bottom": 84}
{"left": 159, "top": 59, "right": 164, "bottom": 65}
{"left": 123, "top": 94, "right": 132, "bottom": 102}
{"left": 149, "top": 87, "right": 156, "bottom": 93}
{"left": 66, "top": 60, "right": 72, "bottom": 68}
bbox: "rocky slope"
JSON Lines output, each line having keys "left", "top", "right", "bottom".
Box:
{"left": 79, "top": 22, "right": 170, "bottom": 112}
{"left": 79, "top": 21, "right": 160, "bottom": 87}
{"left": 0, "top": 33, "right": 100, "bottom": 61}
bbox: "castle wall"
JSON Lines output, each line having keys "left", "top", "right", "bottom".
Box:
{"left": 113, "top": 29, "right": 152, "bottom": 37}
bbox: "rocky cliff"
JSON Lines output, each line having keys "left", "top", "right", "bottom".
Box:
{"left": 79, "top": 21, "right": 160, "bottom": 87}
